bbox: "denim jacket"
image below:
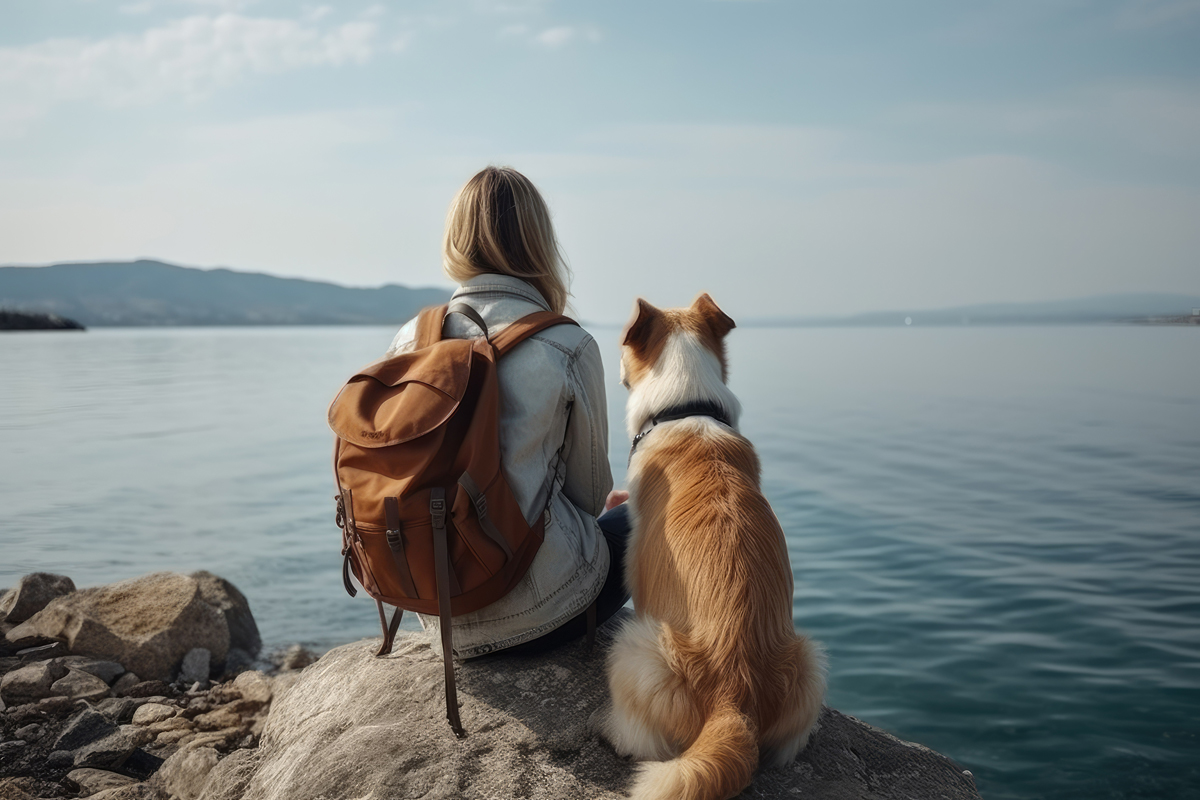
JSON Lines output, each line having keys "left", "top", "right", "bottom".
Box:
{"left": 386, "top": 274, "right": 613, "bottom": 657}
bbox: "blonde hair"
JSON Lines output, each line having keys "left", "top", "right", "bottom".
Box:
{"left": 442, "top": 166, "right": 571, "bottom": 314}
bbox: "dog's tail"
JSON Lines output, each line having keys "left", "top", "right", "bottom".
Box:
{"left": 631, "top": 704, "right": 758, "bottom": 800}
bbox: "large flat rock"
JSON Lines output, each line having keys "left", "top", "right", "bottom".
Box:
{"left": 199, "top": 612, "right": 979, "bottom": 800}
{"left": 5, "top": 573, "right": 229, "bottom": 682}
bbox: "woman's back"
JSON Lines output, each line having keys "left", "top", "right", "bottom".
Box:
{"left": 387, "top": 272, "right": 613, "bottom": 657}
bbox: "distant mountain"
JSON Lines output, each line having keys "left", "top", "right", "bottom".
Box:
{"left": 0, "top": 261, "right": 451, "bottom": 327}
{"left": 749, "top": 293, "right": 1200, "bottom": 327}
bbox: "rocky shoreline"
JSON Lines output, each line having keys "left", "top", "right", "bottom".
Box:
{"left": 3, "top": 571, "right": 981, "bottom": 799}
{"left": 1, "top": 572, "right": 310, "bottom": 800}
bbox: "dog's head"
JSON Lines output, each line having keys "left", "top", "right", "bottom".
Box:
{"left": 619, "top": 293, "right": 736, "bottom": 391}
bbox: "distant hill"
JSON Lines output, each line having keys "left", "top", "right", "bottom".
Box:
{"left": 749, "top": 293, "right": 1200, "bottom": 327}
{"left": 0, "top": 261, "right": 451, "bottom": 327}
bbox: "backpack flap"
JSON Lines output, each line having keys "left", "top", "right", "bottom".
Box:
{"left": 327, "top": 340, "right": 476, "bottom": 448}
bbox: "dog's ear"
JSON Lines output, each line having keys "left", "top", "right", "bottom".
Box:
{"left": 691, "top": 293, "right": 736, "bottom": 339}
{"left": 621, "top": 298, "right": 663, "bottom": 348}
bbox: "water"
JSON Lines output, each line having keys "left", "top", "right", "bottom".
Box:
{"left": 1, "top": 325, "right": 1197, "bottom": 799}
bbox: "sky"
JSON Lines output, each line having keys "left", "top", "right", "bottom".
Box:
{"left": 1, "top": 0, "right": 1198, "bottom": 322}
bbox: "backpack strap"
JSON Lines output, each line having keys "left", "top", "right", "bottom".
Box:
{"left": 415, "top": 304, "right": 449, "bottom": 349}
{"left": 430, "top": 488, "right": 466, "bottom": 739}
{"left": 490, "top": 311, "right": 579, "bottom": 357}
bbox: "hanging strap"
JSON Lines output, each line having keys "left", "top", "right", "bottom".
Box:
{"left": 490, "top": 311, "right": 578, "bottom": 357}
{"left": 374, "top": 600, "right": 404, "bottom": 658}
{"left": 384, "top": 497, "right": 419, "bottom": 599}
{"left": 431, "top": 488, "right": 466, "bottom": 738}
{"left": 457, "top": 472, "right": 513, "bottom": 559}
{"left": 415, "top": 304, "right": 450, "bottom": 349}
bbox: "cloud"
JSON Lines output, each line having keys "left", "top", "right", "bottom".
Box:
{"left": 0, "top": 13, "right": 378, "bottom": 112}
{"left": 501, "top": 22, "right": 601, "bottom": 48}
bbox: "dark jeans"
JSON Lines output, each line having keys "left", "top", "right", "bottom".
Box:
{"left": 498, "top": 503, "right": 631, "bottom": 656}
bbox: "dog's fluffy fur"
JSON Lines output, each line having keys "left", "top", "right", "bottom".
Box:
{"left": 601, "top": 294, "right": 826, "bottom": 800}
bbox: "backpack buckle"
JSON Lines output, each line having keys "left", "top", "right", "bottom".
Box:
{"left": 430, "top": 493, "right": 447, "bottom": 529}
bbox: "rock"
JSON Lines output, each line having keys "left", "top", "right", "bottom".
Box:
{"left": 0, "top": 740, "right": 27, "bottom": 761}
{"left": 0, "top": 659, "right": 68, "bottom": 704}
{"left": 120, "top": 724, "right": 156, "bottom": 748}
{"left": 125, "top": 681, "right": 173, "bottom": 698}
{"left": 46, "top": 749, "right": 75, "bottom": 769}
{"left": 89, "top": 783, "right": 164, "bottom": 800}
{"left": 0, "top": 695, "right": 6, "bottom": 713}
{"left": 197, "top": 612, "right": 980, "bottom": 800}
{"left": 4, "top": 573, "right": 231, "bottom": 682}
{"left": 121, "top": 749, "right": 165, "bottom": 781}
{"left": 132, "top": 703, "right": 177, "bottom": 726}
{"left": 188, "top": 572, "right": 260, "bottom": 659}
{"left": 111, "top": 673, "right": 141, "bottom": 696}
{"left": 67, "top": 768, "right": 137, "bottom": 794}
{"left": 13, "top": 724, "right": 41, "bottom": 741}
{"left": 178, "top": 649, "right": 210, "bottom": 685}
{"left": 275, "top": 645, "right": 314, "bottom": 672}
{"left": 145, "top": 717, "right": 191, "bottom": 735}
{"left": 0, "top": 573, "right": 76, "bottom": 624}
{"left": 56, "top": 657, "right": 126, "bottom": 684}
{"left": 35, "top": 694, "right": 76, "bottom": 714}
{"left": 155, "top": 746, "right": 219, "bottom": 800}
{"left": 17, "top": 641, "right": 70, "bottom": 661}
{"left": 55, "top": 708, "right": 119, "bottom": 752}
{"left": 51, "top": 669, "right": 112, "bottom": 701}
{"left": 96, "top": 697, "right": 139, "bottom": 723}
{"left": 0, "top": 777, "right": 39, "bottom": 800}
{"left": 192, "top": 706, "right": 243, "bottom": 733}
{"left": 155, "top": 730, "right": 194, "bottom": 747}
{"left": 74, "top": 730, "right": 136, "bottom": 769}
{"left": 230, "top": 671, "right": 271, "bottom": 708}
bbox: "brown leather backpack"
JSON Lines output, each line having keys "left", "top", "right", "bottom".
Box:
{"left": 328, "top": 303, "right": 579, "bottom": 738}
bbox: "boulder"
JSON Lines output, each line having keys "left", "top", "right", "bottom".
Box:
{"left": 1, "top": 660, "right": 68, "bottom": 704}
{"left": 0, "top": 573, "right": 76, "bottom": 624}
{"left": 4, "top": 573, "right": 231, "bottom": 681}
{"left": 188, "top": 572, "right": 261, "bottom": 659}
{"left": 197, "top": 613, "right": 979, "bottom": 800}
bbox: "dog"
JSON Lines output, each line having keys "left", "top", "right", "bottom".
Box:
{"left": 600, "top": 293, "right": 825, "bottom": 800}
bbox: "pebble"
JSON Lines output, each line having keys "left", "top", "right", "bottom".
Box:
{"left": 66, "top": 767, "right": 136, "bottom": 794}
{"left": 178, "top": 648, "right": 211, "bottom": 686}
{"left": 111, "top": 672, "right": 141, "bottom": 696}
{"left": 14, "top": 723, "right": 41, "bottom": 741}
{"left": 50, "top": 668, "right": 112, "bottom": 701}
{"left": 132, "top": 702, "right": 177, "bottom": 726}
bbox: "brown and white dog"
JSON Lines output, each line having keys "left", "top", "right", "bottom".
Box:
{"left": 601, "top": 294, "right": 825, "bottom": 800}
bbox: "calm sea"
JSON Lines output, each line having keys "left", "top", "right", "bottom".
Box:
{"left": 1, "top": 325, "right": 1197, "bottom": 799}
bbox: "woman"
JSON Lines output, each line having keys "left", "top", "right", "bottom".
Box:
{"left": 386, "top": 166, "right": 629, "bottom": 657}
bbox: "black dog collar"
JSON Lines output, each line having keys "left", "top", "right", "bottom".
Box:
{"left": 628, "top": 400, "right": 733, "bottom": 464}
